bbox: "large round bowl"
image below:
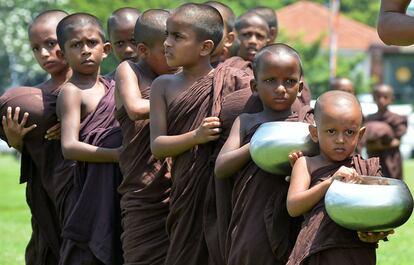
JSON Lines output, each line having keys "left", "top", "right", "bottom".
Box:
{"left": 325, "top": 176, "right": 414, "bottom": 232}
{"left": 249, "top": 121, "right": 319, "bottom": 175}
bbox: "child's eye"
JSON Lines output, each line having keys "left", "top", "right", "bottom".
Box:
{"left": 285, "top": 79, "right": 297, "bottom": 88}
{"left": 130, "top": 39, "right": 137, "bottom": 46}
{"left": 264, "top": 78, "right": 275, "bottom": 83}
{"left": 115, "top": 41, "right": 124, "bottom": 47}
{"left": 346, "top": 129, "right": 355, "bottom": 136}
{"left": 89, "top": 39, "right": 97, "bottom": 46}
{"left": 47, "top": 41, "right": 56, "bottom": 47}
{"left": 32, "top": 47, "right": 38, "bottom": 52}
{"left": 327, "top": 129, "right": 335, "bottom": 134}
{"left": 71, "top": 42, "right": 80, "bottom": 48}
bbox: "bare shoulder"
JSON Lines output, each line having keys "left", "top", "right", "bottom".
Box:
{"left": 58, "top": 82, "right": 81, "bottom": 97}
{"left": 151, "top": 73, "right": 179, "bottom": 94}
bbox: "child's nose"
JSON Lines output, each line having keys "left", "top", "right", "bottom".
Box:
{"left": 40, "top": 47, "right": 50, "bottom": 57}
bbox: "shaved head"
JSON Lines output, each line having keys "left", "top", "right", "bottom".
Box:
{"left": 330, "top": 77, "right": 354, "bottom": 94}
{"left": 204, "top": 1, "right": 235, "bottom": 33}
{"left": 172, "top": 3, "right": 224, "bottom": 52}
{"left": 314, "top": 90, "right": 363, "bottom": 126}
{"left": 253, "top": 43, "right": 303, "bottom": 79}
{"left": 373, "top": 83, "right": 394, "bottom": 95}
{"left": 29, "top": 9, "right": 68, "bottom": 35}
{"left": 135, "top": 9, "right": 169, "bottom": 47}
{"left": 56, "top": 12, "right": 105, "bottom": 50}
{"left": 107, "top": 7, "right": 140, "bottom": 37}
{"left": 249, "top": 6, "right": 278, "bottom": 29}
{"left": 235, "top": 12, "right": 269, "bottom": 33}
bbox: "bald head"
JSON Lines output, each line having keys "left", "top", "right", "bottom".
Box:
{"left": 253, "top": 43, "right": 303, "bottom": 79}
{"left": 249, "top": 7, "right": 277, "bottom": 29}
{"left": 135, "top": 9, "right": 169, "bottom": 47}
{"left": 171, "top": 3, "right": 224, "bottom": 52}
{"left": 374, "top": 84, "right": 394, "bottom": 96}
{"left": 57, "top": 13, "right": 105, "bottom": 50}
{"left": 314, "top": 90, "right": 363, "bottom": 126}
{"left": 235, "top": 12, "right": 269, "bottom": 33}
{"left": 107, "top": 7, "right": 140, "bottom": 38}
{"left": 331, "top": 77, "right": 354, "bottom": 94}
{"left": 204, "top": 1, "right": 235, "bottom": 33}
{"left": 29, "top": 9, "right": 68, "bottom": 35}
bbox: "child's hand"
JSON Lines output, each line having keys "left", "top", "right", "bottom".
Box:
{"left": 331, "top": 166, "right": 362, "bottom": 184}
{"left": 288, "top": 151, "right": 303, "bottom": 167}
{"left": 357, "top": 230, "right": 394, "bottom": 243}
{"left": 194, "top": 116, "right": 221, "bottom": 144}
{"left": 2, "top": 106, "right": 37, "bottom": 150}
{"left": 45, "top": 123, "right": 61, "bottom": 140}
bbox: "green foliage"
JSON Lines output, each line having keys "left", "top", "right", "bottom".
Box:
{"left": 277, "top": 30, "right": 371, "bottom": 98}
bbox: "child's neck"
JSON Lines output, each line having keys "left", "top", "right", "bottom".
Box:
{"left": 377, "top": 106, "right": 388, "bottom": 114}
{"left": 38, "top": 67, "right": 72, "bottom": 91}
{"left": 70, "top": 70, "right": 101, "bottom": 88}
{"left": 182, "top": 57, "right": 213, "bottom": 80}
{"left": 261, "top": 106, "right": 292, "bottom": 122}
{"left": 138, "top": 60, "right": 158, "bottom": 80}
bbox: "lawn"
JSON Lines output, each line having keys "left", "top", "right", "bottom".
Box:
{"left": 0, "top": 153, "right": 413, "bottom": 264}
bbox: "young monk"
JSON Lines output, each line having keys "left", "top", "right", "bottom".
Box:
{"left": 56, "top": 13, "right": 123, "bottom": 265}
{"left": 150, "top": 3, "right": 252, "bottom": 265}
{"left": 364, "top": 84, "right": 407, "bottom": 179}
{"left": 235, "top": 11, "right": 269, "bottom": 62}
{"left": 0, "top": 10, "right": 72, "bottom": 265}
{"left": 115, "top": 9, "right": 175, "bottom": 265}
{"left": 215, "top": 43, "right": 312, "bottom": 265}
{"left": 249, "top": 6, "right": 278, "bottom": 44}
{"left": 330, "top": 77, "right": 355, "bottom": 94}
{"left": 105, "top": 7, "right": 140, "bottom": 80}
{"left": 204, "top": 1, "right": 236, "bottom": 66}
{"left": 287, "top": 90, "right": 390, "bottom": 265}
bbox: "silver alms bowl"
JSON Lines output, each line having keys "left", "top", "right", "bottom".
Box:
{"left": 325, "top": 176, "right": 414, "bottom": 231}
{"left": 249, "top": 121, "right": 319, "bottom": 175}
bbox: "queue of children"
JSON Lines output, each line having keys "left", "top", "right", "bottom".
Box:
{"left": 0, "top": 2, "right": 402, "bottom": 265}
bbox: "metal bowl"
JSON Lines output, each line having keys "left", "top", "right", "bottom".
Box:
{"left": 325, "top": 176, "right": 414, "bottom": 231}
{"left": 249, "top": 121, "right": 319, "bottom": 175}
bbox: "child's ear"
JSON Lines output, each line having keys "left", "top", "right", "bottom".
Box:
{"left": 200, "top": 40, "right": 215, "bottom": 56}
{"left": 309, "top": 124, "right": 318, "bottom": 143}
{"left": 102, "top": 42, "right": 112, "bottom": 59}
{"left": 358, "top": 126, "right": 366, "bottom": 141}
{"left": 137, "top": 43, "right": 149, "bottom": 59}
{"left": 250, "top": 79, "right": 258, "bottom": 95}
{"left": 224, "top": 32, "right": 235, "bottom": 48}
{"left": 297, "top": 80, "right": 304, "bottom": 97}
{"left": 56, "top": 49, "right": 65, "bottom": 60}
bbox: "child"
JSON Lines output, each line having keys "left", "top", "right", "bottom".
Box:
{"left": 215, "top": 43, "right": 312, "bottom": 265}
{"left": 115, "top": 9, "right": 175, "bottom": 265}
{"left": 249, "top": 6, "right": 278, "bottom": 43}
{"left": 330, "top": 77, "right": 355, "bottom": 94}
{"left": 286, "top": 90, "right": 390, "bottom": 265}
{"left": 365, "top": 84, "right": 407, "bottom": 179}
{"left": 205, "top": 1, "right": 236, "bottom": 66}
{"left": 150, "top": 3, "right": 249, "bottom": 265}
{"left": 235, "top": 12, "right": 269, "bottom": 62}
{"left": 106, "top": 7, "right": 140, "bottom": 79}
{"left": 0, "top": 10, "right": 72, "bottom": 265}
{"left": 56, "top": 13, "right": 123, "bottom": 265}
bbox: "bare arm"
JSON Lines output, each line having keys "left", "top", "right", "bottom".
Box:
{"left": 150, "top": 78, "right": 221, "bottom": 159}
{"left": 57, "top": 84, "right": 118, "bottom": 162}
{"left": 287, "top": 158, "right": 359, "bottom": 217}
{"left": 115, "top": 61, "right": 149, "bottom": 121}
{"left": 378, "top": 0, "right": 414, "bottom": 45}
{"left": 215, "top": 116, "right": 250, "bottom": 178}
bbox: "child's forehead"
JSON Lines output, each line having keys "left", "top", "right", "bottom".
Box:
{"left": 66, "top": 24, "right": 102, "bottom": 38}
{"left": 320, "top": 105, "right": 362, "bottom": 125}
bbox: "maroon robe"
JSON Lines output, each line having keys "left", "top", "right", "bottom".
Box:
{"left": 226, "top": 108, "right": 314, "bottom": 265}
{"left": 60, "top": 77, "right": 123, "bottom": 265}
{"left": 0, "top": 86, "right": 75, "bottom": 265}
{"left": 365, "top": 110, "right": 407, "bottom": 179}
{"left": 116, "top": 63, "right": 171, "bottom": 265}
{"left": 287, "top": 155, "right": 381, "bottom": 265}
{"left": 164, "top": 62, "right": 251, "bottom": 265}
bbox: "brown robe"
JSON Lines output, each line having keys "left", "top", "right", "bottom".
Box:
{"left": 0, "top": 86, "right": 75, "bottom": 265}
{"left": 164, "top": 62, "right": 251, "bottom": 265}
{"left": 226, "top": 108, "right": 314, "bottom": 265}
{"left": 365, "top": 110, "right": 407, "bottom": 179}
{"left": 287, "top": 155, "right": 381, "bottom": 265}
{"left": 60, "top": 77, "right": 123, "bottom": 265}
{"left": 116, "top": 62, "right": 171, "bottom": 265}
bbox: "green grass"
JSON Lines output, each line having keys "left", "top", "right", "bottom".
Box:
{"left": 0, "top": 154, "right": 413, "bottom": 264}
